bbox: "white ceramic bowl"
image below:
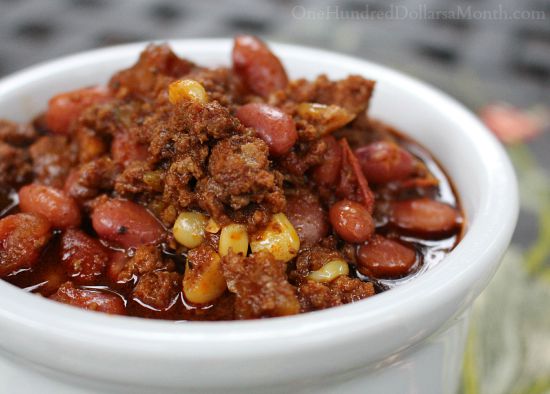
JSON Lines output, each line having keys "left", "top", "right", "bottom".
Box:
{"left": 0, "top": 39, "right": 518, "bottom": 394}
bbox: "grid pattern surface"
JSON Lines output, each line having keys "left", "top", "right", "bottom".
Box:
{"left": 0, "top": 0, "right": 548, "bottom": 107}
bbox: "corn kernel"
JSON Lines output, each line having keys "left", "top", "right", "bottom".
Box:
{"left": 173, "top": 211, "right": 208, "bottom": 249}
{"left": 250, "top": 213, "right": 300, "bottom": 263}
{"left": 307, "top": 259, "right": 349, "bottom": 283}
{"left": 297, "top": 102, "right": 328, "bottom": 117}
{"left": 168, "top": 79, "right": 208, "bottom": 105}
{"left": 205, "top": 217, "right": 221, "bottom": 234}
{"left": 219, "top": 223, "right": 249, "bottom": 256}
{"left": 296, "top": 102, "right": 355, "bottom": 135}
{"left": 142, "top": 170, "right": 163, "bottom": 191}
{"left": 183, "top": 246, "right": 226, "bottom": 304}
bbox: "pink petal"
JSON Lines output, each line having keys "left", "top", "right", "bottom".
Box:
{"left": 479, "top": 103, "right": 545, "bottom": 145}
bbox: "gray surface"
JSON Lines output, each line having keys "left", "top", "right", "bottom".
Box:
{"left": 0, "top": 0, "right": 548, "bottom": 108}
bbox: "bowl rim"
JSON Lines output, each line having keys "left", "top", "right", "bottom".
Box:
{"left": 0, "top": 38, "right": 518, "bottom": 361}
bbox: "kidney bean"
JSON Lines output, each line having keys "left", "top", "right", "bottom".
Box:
{"left": 111, "top": 131, "right": 149, "bottom": 164}
{"left": 50, "top": 282, "right": 125, "bottom": 315}
{"left": 63, "top": 169, "right": 83, "bottom": 197}
{"left": 61, "top": 229, "right": 109, "bottom": 284}
{"left": 389, "top": 198, "right": 461, "bottom": 236}
{"left": 0, "top": 213, "right": 52, "bottom": 277}
{"left": 312, "top": 136, "right": 342, "bottom": 187}
{"left": 357, "top": 235, "right": 417, "bottom": 279}
{"left": 329, "top": 199, "right": 374, "bottom": 243}
{"left": 286, "top": 191, "right": 329, "bottom": 247}
{"left": 232, "top": 35, "right": 288, "bottom": 97}
{"left": 337, "top": 138, "right": 375, "bottom": 213}
{"left": 19, "top": 184, "right": 81, "bottom": 229}
{"left": 35, "top": 262, "right": 67, "bottom": 297}
{"left": 91, "top": 199, "right": 165, "bottom": 249}
{"left": 106, "top": 250, "right": 127, "bottom": 283}
{"left": 45, "top": 86, "right": 110, "bottom": 135}
{"left": 355, "top": 141, "right": 415, "bottom": 184}
{"left": 236, "top": 103, "right": 298, "bottom": 156}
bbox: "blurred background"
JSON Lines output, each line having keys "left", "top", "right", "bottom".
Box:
{"left": 0, "top": 0, "right": 549, "bottom": 393}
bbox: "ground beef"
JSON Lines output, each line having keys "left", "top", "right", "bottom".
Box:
{"left": 163, "top": 158, "right": 203, "bottom": 209}
{"left": 222, "top": 251, "right": 300, "bottom": 319}
{"left": 185, "top": 66, "right": 242, "bottom": 108}
{"left": 78, "top": 99, "right": 150, "bottom": 138}
{"left": 0, "top": 142, "right": 32, "bottom": 189}
{"left": 109, "top": 44, "right": 194, "bottom": 99}
{"left": 147, "top": 111, "right": 210, "bottom": 213}
{"left": 115, "top": 245, "right": 172, "bottom": 283}
{"left": 272, "top": 75, "right": 375, "bottom": 116}
{"left": 29, "top": 136, "right": 76, "bottom": 188}
{"left": 132, "top": 271, "right": 181, "bottom": 311}
{"left": 65, "top": 157, "right": 119, "bottom": 204}
{"left": 0, "top": 119, "right": 37, "bottom": 146}
{"left": 277, "top": 138, "right": 327, "bottom": 178}
{"left": 203, "top": 135, "right": 285, "bottom": 212}
{"left": 114, "top": 161, "right": 160, "bottom": 198}
{"left": 171, "top": 100, "right": 243, "bottom": 142}
{"left": 298, "top": 276, "right": 375, "bottom": 312}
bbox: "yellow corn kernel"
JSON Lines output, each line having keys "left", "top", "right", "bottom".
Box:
{"left": 296, "top": 102, "right": 355, "bottom": 135}
{"left": 205, "top": 217, "right": 221, "bottom": 234}
{"left": 173, "top": 211, "right": 208, "bottom": 249}
{"left": 168, "top": 79, "right": 208, "bottom": 105}
{"left": 250, "top": 213, "right": 300, "bottom": 263}
{"left": 307, "top": 259, "right": 349, "bottom": 283}
{"left": 219, "top": 224, "right": 249, "bottom": 257}
{"left": 142, "top": 170, "right": 163, "bottom": 191}
{"left": 183, "top": 247, "right": 226, "bottom": 304}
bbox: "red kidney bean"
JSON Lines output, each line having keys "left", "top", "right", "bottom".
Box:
{"left": 19, "top": 184, "right": 81, "bottom": 229}
{"left": 0, "top": 213, "right": 52, "bottom": 277}
{"left": 355, "top": 141, "right": 415, "bottom": 184}
{"left": 106, "top": 250, "right": 127, "bottom": 283}
{"left": 232, "top": 35, "right": 289, "bottom": 97}
{"left": 32, "top": 258, "right": 67, "bottom": 297}
{"left": 111, "top": 131, "right": 149, "bottom": 164}
{"left": 236, "top": 103, "right": 298, "bottom": 156}
{"left": 337, "top": 138, "right": 375, "bottom": 213}
{"left": 286, "top": 191, "right": 329, "bottom": 247}
{"left": 312, "top": 136, "right": 342, "bottom": 187}
{"left": 63, "top": 169, "right": 83, "bottom": 197}
{"left": 61, "top": 229, "right": 109, "bottom": 284}
{"left": 357, "top": 235, "right": 417, "bottom": 279}
{"left": 329, "top": 199, "right": 374, "bottom": 243}
{"left": 91, "top": 199, "right": 165, "bottom": 249}
{"left": 390, "top": 198, "right": 461, "bottom": 236}
{"left": 45, "top": 86, "right": 110, "bottom": 135}
{"left": 50, "top": 282, "right": 125, "bottom": 315}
